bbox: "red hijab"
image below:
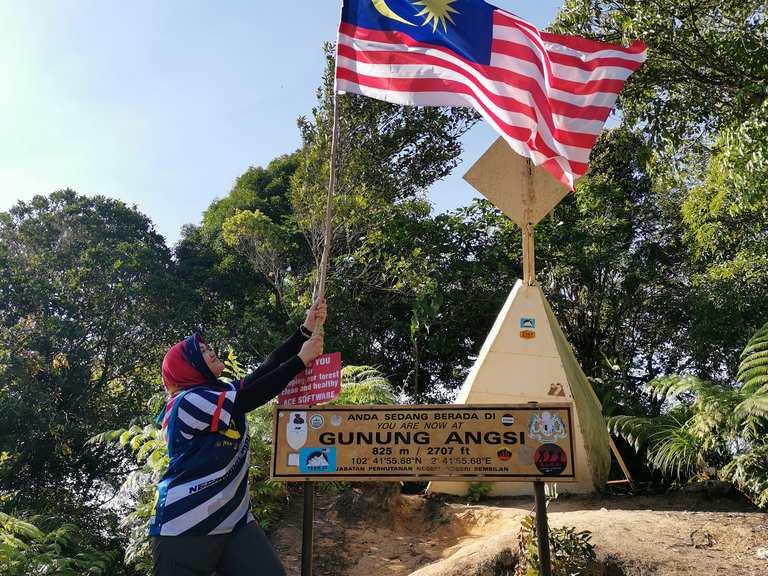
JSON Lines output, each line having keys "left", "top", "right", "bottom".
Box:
{"left": 161, "top": 333, "right": 217, "bottom": 394}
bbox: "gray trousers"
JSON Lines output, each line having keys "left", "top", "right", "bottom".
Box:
{"left": 152, "top": 522, "right": 286, "bottom": 576}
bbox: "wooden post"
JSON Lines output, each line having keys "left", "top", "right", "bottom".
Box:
{"left": 533, "top": 481, "right": 552, "bottom": 576}
{"left": 522, "top": 223, "right": 535, "bottom": 286}
{"left": 301, "top": 479, "right": 315, "bottom": 576}
{"left": 607, "top": 435, "right": 637, "bottom": 492}
{"left": 522, "top": 159, "right": 536, "bottom": 286}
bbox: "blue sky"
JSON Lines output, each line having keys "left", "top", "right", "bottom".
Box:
{"left": 0, "top": 0, "right": 564, "bottom": 245}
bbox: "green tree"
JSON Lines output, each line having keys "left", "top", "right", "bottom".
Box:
{"left": 552, "top": 0, "right": 768, "bottom": 151}
{"left": 610, "top": 321, "right": 768, "bottom": 507}
{"left": 552, "top": 0, "right": 768, "bottom": 383}
{"left": 176, "top": 43, "right": 479, "bottom": 377}
{"left": 290, "top": 43, "right": 479, "bottom": 290}
{"left": 173, "top": 162, "right": 303, "bottom": 363}
{"left": 0, "top": 512, "right": 121, "bottom": 576}
{"left": 0, "top": 190, "right": 177, "bottom": 523}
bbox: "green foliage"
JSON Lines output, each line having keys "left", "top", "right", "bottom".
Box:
{"left": 465, "top": 482, "right": 493, "bottom": 503}
{"left": 0, "top": 190, "right": 178, "bottom": 527}
{"left": 552, "top": 0, "right": 767, "bottom": 150}
{"left": 738, "top": 323, "right": 768, "bottom": 396}
{"left": 720, "top": 445, "right": 768, "bottom": 508}
{"left": 221, "top": 209, "right": 298, "bottom": 316}
{"left": 609, "top": 322, "right": 768, "bottom": 505}
{"left": 291, "top": 43, "right": 478, "bottom": 274}
{"left": 332, "top": 366, "right": 399, "bottom": 405}
{"left": 516, "top": 514, "right": 596, "bottom": 576}
{"left": 0, "top": 512, "right": 119, "bottom": 576}
{"left": 553, "top": 0, "right": 768, "bottom": 385}
{"left": 88, "top": 422, "right": 167, "bottom": 572}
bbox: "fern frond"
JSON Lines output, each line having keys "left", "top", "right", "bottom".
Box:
{"left": 608, "top": 414, "right": 684, "bottom": 452}
{"left": 737, "top": 365, "right": 768, "bottom": 385}
{"left": 331, "top": 365, "right": 397, "bottom": 405}
{"left": 741, "top": 374, "right": 768, "bottom": 394}
{"left": 647, "top": 374, "right": 708, "bottom": 401}
{"left": 135, "top": 439, "right": 165, "bottom": 463}
{"left": 720, "top": 445, "right": 768, "bottom": 509}
{"left": 649, "top": 425, "right": 706, "bottom": 479}
{"left": 87, "top": 429, "right": 124, "bottom": 445}
{"left": 733, "top": 394, "right": 768, "bottom": 420}
{"left": 739, "top": 328, "right": 768, "bottom": 359}
{"left": 737, "top": 349, "right": 768, "bottom": 375}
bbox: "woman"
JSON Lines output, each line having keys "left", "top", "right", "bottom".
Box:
{"left": 150, "top": 299, "right": 326, "bottom": 576}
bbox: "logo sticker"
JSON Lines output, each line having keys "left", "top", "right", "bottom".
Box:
{"left": 528, "top": 411, "right": 567, "bottom": 442}
{"left": 309, "top": 414, "right": 325, "bottom": 429}
{"left": 501, "top": 414, "right": 515, "bottom": 427}
{"left": 534, "top": 444, "right": 567, "bottom": 476}
{"left": 299, "top": 447, "right": 337, "bottom": 474}
{"left": 520, "top": 318, "right": 536, "bottom": 329}
{"left": 520, "top": 330, "right": 536, "bottom": 340}
{"left": 286, "top": 411, "right": 308, "bottom": 450}
{"left": 497, "top": 447, "right": 512, "bottom": 462}
{"left": 331, "top": 415, "right": 342, "bottom": 426}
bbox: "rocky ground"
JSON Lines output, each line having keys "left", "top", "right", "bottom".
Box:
{"left": 270, "top": 485, "right": 768, "bottom": 575}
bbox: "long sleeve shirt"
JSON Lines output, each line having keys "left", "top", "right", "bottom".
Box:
{"left": 149, "top": 328, "right": 309, "bottom": 537}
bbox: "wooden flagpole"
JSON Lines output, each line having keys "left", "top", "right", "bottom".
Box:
{"left": 315, "top": 90, "right": 341, "bottom": 309}
{"left": 302, "top": 88, "right": 340, "bottom": 576}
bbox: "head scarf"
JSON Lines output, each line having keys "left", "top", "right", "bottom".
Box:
{"left": 161, "top": 333, "right": 218, "bottom": 394}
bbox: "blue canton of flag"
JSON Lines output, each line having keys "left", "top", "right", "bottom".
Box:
{"left": 342, "top": 0, "right": 494, "bottom": 64}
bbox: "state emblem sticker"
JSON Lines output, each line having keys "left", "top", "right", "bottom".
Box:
{"left": 534, "top": 443, "right": 567, "bottom": 476}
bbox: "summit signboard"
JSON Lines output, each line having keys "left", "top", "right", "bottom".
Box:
{"left": 271, "top": 404, "right": 575, "bottom": 482}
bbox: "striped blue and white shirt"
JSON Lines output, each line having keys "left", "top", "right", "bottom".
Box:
{"left": 149, "top": 384, "right": 253, "bottom": 536}
{"left": 149, "top": 329, "right": 308, "bottom": 537}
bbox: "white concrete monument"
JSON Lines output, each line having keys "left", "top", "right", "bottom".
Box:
{"left": 429, "top": 138, "right": 611, "bottom": 497}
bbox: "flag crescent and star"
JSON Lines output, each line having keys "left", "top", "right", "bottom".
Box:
{"left": 336, "top": 0, "right": 648, "bottom": 189}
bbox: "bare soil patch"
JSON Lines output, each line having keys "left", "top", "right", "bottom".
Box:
{"left": 270, "top": 488, "right": 767, "bottom": 576}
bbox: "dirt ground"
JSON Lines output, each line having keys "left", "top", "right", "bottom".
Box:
{"left": 270, "top": 487, "right": 768, "bottom": 576}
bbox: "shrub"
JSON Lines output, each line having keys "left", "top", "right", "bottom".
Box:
{"left": 466, "top": 482, "right": 493, "bottom": 503}
{"left": 0, "top": 512, "right": 120, "bottom": 576}
{"left": 516, "top": 514, "right": 596, "bottom": 576}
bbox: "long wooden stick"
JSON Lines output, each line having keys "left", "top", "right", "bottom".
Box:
{"left": 311, "top": 90, "right": 341, "bottom": 339}
{"left": 316, "top": 92, "right": 340, "bottom": 302}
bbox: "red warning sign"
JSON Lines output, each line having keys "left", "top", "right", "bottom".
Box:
{"left": 278, "top": 352, "right": 342, "bottom": 406}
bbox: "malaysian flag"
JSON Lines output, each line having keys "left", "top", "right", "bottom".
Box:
{"left": 336, "top": 0, "right": 647, "bottom": 189}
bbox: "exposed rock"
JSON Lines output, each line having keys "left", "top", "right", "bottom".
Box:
{"left": 408, "top": 530, "right": 519, "bottom": 576}
{"left": 333, "top": 482, "right": 402, "bottom": 524}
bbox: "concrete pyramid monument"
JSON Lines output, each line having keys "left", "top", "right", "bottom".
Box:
{"left": 430, "top": 139, "right": 611, "bottom": 496}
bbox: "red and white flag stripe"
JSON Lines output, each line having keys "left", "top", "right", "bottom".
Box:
{"left": 336, "top": 10, "right": 646, "bottom": 189}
